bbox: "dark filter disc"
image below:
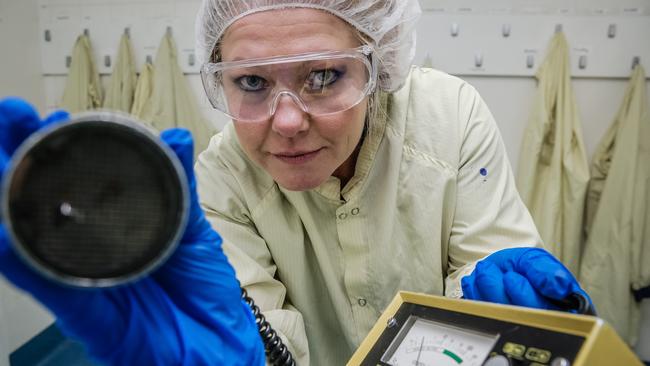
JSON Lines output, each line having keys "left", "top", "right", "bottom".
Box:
{"left": 2, "top": 115, "right": 189, "bottom": 287}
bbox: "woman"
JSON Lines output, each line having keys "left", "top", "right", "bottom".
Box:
{"left": 193, "top": 1, "right": 590, "bottom": 365}
{"left": 0, "top": 1, "right": 590, "bottom": 365}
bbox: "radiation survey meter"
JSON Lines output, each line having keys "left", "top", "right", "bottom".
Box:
{"left": 348, "top": 292, "right": 642, "bottom": 366}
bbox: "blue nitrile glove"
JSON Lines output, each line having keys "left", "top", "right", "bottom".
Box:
{"left": 0, "top": 97, "right": 265, "bottom": 366}
{"left": 461, "top": 247, "right": 594, "bottom": 314}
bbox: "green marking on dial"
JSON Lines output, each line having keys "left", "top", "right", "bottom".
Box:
{"left": 443, "top": 349, "right": 463, "bottom": 364}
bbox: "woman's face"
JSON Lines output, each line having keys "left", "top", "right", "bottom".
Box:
{"left": 220, "top": 8, "right": 368, "bottom": 191}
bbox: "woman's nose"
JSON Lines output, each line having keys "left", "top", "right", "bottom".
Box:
{"left": 271, "top": 94, "right": 309, "bottom": 137}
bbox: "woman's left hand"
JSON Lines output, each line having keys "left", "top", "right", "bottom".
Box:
{"left": 461, "top": 248, "right": 594, "bottom": 314}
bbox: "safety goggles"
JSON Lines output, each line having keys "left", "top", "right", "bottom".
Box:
{"left": 200, "top": 45, "right": 377, "bottom": 123}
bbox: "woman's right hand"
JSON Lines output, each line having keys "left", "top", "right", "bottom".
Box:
{"left": 0, "top": 97, "right": 264, "bottom": 365}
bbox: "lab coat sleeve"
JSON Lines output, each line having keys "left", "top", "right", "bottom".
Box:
{"left": 444, "top": 83, "right": 544, "bottom": 298}
{"left": 195, "top": 137, "right": 310, "bottom": 365}
{"left": 206, "top": 215, "right": 309, "bottom": 365}
{"left": 103, "top": 34, "right": 137, "bottom": 113}
{"left": 582, "top": 123, "right": 615, "bottom": 241}
{"left": 60, "top": 34, "right": 103, "bottom": 113}
{"left": 148, "top": 33, "right": 217, "bottom": 158}
{"left": 131, "top": 63, "right": 154, "bottom": 122}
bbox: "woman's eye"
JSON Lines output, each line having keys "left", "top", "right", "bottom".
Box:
{"left": 307, "top": 69, "right": 341, "bottom": 90}
{"left": 236, "top": 75, "right": 268, "bottom": 92}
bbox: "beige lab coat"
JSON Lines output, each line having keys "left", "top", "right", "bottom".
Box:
{"left": 196, "top": 67, "right": 543, "bottom": 365}
{"left": 60, "top": 34, "right": 103, "bottom": 113}
{"left": 139, "top": 32, "right": 216, "bottom": 157}
{"left": 580, "top": 65, "right": 650, "bottom": 345}
{"left": 131, "top": 62, "right": 154, "bottom": 121}
{"left": 103, "top": 34, "right": 137, "bottom": 113}
{"left": 516, "top": 32, "right": 590, "bottom": 274}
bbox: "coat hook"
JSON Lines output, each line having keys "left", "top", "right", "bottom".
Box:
{"left": 188, "top": 53, "right": 196, "bottom": 67}
{"left": 632, "top": 56, "right": 640, "bottom": 69}
{"left": 607, "top": 24, "right": 616, "bottom": 38}
{"left": 124, "top": 27, "right": 130, "bottom": 38}
{"left": 474, "top": 52, "right": 483, "bottom": 68}
{"left": 526, "top": 54, "right": 535, "bottom": 69}
{"left": 66, "top": 55, "right": 72, "bottom": 68}
{"left": 451, "top": 23, "right": 459, "bottom": 37}
{"left": 105, "top": 55, "right": 111, "bottom": 68}
{"left": 146, "top": 55, "right": 153, "bottom": 64}
{"left": 555, "top": 24, "right": 563, "bottom": 33}
{"left": 44, "top": 29, "right": 52, "bottom": 42}
{"left": 578, "top": 55, "right": 588, "bottom": 69}
{"left": 166, "top": 26, "right": 173, "bottom": 36}
{"left": 84, "top": 28, "right": 89, "bottom": 37}
{"left": 502, "top": 23, "right": 511, "bottom": 38}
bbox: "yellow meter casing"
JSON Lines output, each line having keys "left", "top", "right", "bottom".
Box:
{"left": 348, "top": 291, "right": 642, "bottom": 366}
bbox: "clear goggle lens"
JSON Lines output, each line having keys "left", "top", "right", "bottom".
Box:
{"left": 201, "top": 46, "right": 376, "bottom": 123}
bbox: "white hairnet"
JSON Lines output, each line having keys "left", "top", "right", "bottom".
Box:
{"left": 195, "top": 0, "right": 421, "bottom": 92}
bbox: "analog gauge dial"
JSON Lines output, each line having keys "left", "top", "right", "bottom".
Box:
{"left": 381, "top": 316, "right": 499, "bottom": 366}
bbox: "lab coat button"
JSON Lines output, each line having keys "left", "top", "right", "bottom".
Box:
{"left": 358, "top": 298, "right": 367, "bottom": 306}
{"left": 351, "top": 208, "right": 360, "bottom": 215}
{"left": 338, "top": 213, "right": 348, "bottom": 220}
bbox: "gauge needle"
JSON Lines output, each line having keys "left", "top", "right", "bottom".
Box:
{"left": 415, "top": 336, "right": 424, "bottom": 365}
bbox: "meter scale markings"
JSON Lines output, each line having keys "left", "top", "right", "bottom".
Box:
{"left": 382, "top": 316, "right": 498, "bottom": 366}
{"left": 406, "top": 340, "right": 466, "bottom": 363}
{"left": 393, "top": 339, "right": 470, "bottom": 365}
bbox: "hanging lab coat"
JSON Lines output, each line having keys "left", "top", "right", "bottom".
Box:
{"left": 140, "top": 33, "right": 216, "bottom": 157}
{"left": 516, "top": 32, "right": 590, "bottom": 275}
{"left": 131, "top": 62, "right": 154, "bottom": 122}
{"left": 103, "top": 34, "right": 137, "bottom": 113}
{"left": 580, "top": 65, "right": 650, "bottom": 345}
{"left": 60, "top": 34, "right": 103, "bottom": 113}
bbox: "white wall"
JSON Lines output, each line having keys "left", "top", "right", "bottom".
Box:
{"left": 0, "top": 0, "right": 649, "bottom": 364}
{"left": 0, "top": 2, "right": 55, "bottom": 365}
{"left": 0, "top": 0, "right": 46, "bottom": 111}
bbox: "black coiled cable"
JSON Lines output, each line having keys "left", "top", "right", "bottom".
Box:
{"left": 242, "top": 288, "right": 296, "bottom": 366}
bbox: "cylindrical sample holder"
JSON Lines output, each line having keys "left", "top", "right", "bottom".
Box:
{"left": 1, "top": 113, "right": 189, "bottom": 287}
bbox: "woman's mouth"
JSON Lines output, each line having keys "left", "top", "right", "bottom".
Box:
{"left": 273, "top": 148, "right": 323, "bottom": 165}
